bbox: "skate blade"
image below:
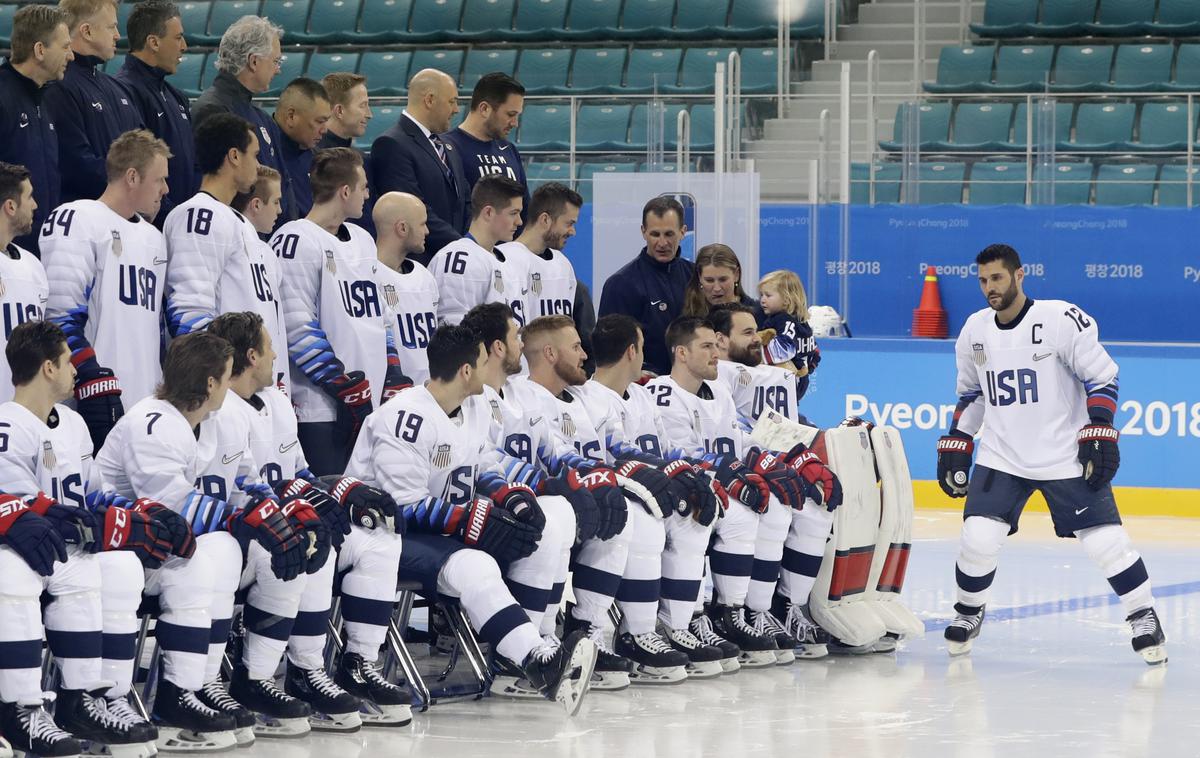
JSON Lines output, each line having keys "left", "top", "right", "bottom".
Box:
{"left": 628, "top": 665, "right": 687, "bottom": 685}
{"left": 358, "top": 703, "right": 412, "bottom": 728}
{"left": 872, "top": 638, "right": 898, "bottom": 654}
{"left": 795, "top": 644, "right": 829, "bottom": 659}
{"left": 718, "top": 657, "right": 741, "bottom": 674}
{"left": 153, "top": 727, "right": 237, "bottom": 754}
{"left": 774, "top": 650, "right": 796, "bottom": 665}
{"left": 231, "top": 728, "right": 254, "bottom": 748}
{"left": 250, "top": 716, "right": 311, "bottom": 739}
{"left": 737, "top": 650, "right": 777, "bottom": 668}
{"left": 82, "top": 739, "right": 158, "bottom": 758}
{"left": 489, "top": 676, "right": 543, "bottom": 700}
{"left": 589, "top": 671, "right": 631, "bottom": 691}
{"left": 552, "top": 638, "right": 597, "bottom": 717}
{"left": 307, "top": 711, "right": 363, "bottom": 733}
{"left": 1139, "top": 644, "right": 1168, "bottom": 666}
{"left": 946, "top": 640, "right": 974, "bottom": 657}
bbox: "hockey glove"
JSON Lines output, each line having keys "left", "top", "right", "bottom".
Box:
{"left": 100, "top": 506, "right": 173, "bottom": 569}
{"left": 0, "top": 495, "right": 66, "bottom": 576}
{"left": 935, "top": 432, "right": 974, "bottom": 498}
{"left": 279, "top": 497, "right": 331, "bottom": 574}
{"left": 539, "top": 472, "right": 600, "bottom": 543}
{"left": 229, "top": 495, "right": 306, "bottom": 581}
{"left": 744, "top": 449, "right": 807, "bottom": 509}
{"left": 74, "top": 366, "right": 124, "bottom": 452}
{"left": 477, "top": 474, "right": 546, "bottom": 533}
{"left": 278, "top": 479, "right": 352, "bottom": 547}
{"left": 614, "top": 460, "right": 676, "bottom": 520}
{"left": 1077, "top": 424, "right": 1120, "bottom": 490}
{"left": 27, "top": 493, "right": 99, "bottom": 552}
{"left": 574, "top": 465, "right": 628, "bottom": 540}
{"left": 327, "top": 371, "right": 373, "bottom": 445}
{"left": 457, "top": 496, "right": 540, "bottom": 564}
{"left": 700, "top": 456, "right": 769, "bottom": 514}
{"left": 319, "top": 475, "right": 399, "bottom": 534}
{"left": 381, "top": 363, "right": 413, "bottom": 403}
{"left": 131, "top": 499, "right": 196, "bottom": 558}
{"left": 786, "top": 449, "right": 843, "bottom": 511}
{"left": 664, "top": 459, "right": 724, "bottom": 526}
{"left": 660, "top": 459, "right": 708, "bottom": 515}
{"left": 806, "top": 347, "right": 821, "bottom": 373}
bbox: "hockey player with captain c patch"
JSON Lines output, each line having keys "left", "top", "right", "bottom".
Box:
{"left": 938, "top": 243, "right": 1164, "bottom": 664}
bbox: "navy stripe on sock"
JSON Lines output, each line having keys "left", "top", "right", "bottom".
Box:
{"left": 616, "top": 578, "right": 661, "bottom": 603}
{"left": 548, "top": 582, "right": 565, "bottom": 605}
{"left": 476, "top": 604, "right": 531, "bottom": 648}
{"left": 709, "top": 549, "right": 754, "bottom": 579}
{"left": 571, "top": 564, "right": 622, "bottom": 597}
{"left": 340, "top": 594, "right": 394, "bottom": 627}
{"left": 0, "top": 640, "right": 43, "bottom": 669}
{"left": 955, "top": 565, "right": 997, "bottom": 594}
{"left": 291, "top": 609, "right": 331, "bottom": 637}
{"left": 46, "top": 629, "right": 102, "bottom": 659}
{"left": 1108, "top": 558, "right": 1149, "bottom": 597}
{"left": 155, "top": 622, "right": 210, "bottom": 655}
{"left": 243, "top": 605, "right": 296, "bottom": 643}
{"left": 506, "top": 579, "right": 551, "bottom": 613}
{"left": 660, "top": 577, "right": 701, "bottom": 603}
{"left": 781, "top": 547, "right": 822, "bottom": 578}
{"left": 102, "top": 632, "right": 137, "bottom": 662}
{"left": 751, "top": 558, "right": 782, "bottom": 584}
{"left": 209, "top": 618, "right": 233, "bottom": 645}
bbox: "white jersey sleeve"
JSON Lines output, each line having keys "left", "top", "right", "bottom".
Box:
{"left": 0, "top": 402, "right": 96, "bottom": 509}
{"left": 163, "top": 192, "right": 242, "bottom": 335}
{"left": 227, "top": 388, "right": 307, "bottom": 489}
{"left": 0, "top": 245, "right": 48, "bottom": 403}
{"left": 952, "top": 323, "right": 986, "bottom": 437}
{"left": 429, "top": 238, "right": 496, "bottom": 325}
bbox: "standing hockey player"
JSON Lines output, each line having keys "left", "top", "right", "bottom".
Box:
{"left": 0, "top": 163, "right": 49, "bottom": 403}
{"left": 41, "top": 129, "right": 172, "bottom": 451}
{"left": 374, "top": 191, "right": 439, "bottom": 386}
{"left": 938, "top": 244, "right": 1165, "bottom": 664}
{"left": 346, "top": 323, "right": 599, "bottom": 715}
{"left": 429, "top": 175, "right": 526, "bottom": 325}
{"left": 498, "top": 182, "right": 580, "bottom": 323}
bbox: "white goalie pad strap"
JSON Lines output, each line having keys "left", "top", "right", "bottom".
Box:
{"left": 749, "top": 408, "right": 820, "bottom": 453}
{"left": 808, "top": 427, "right": 888, "bottom": 647}
{"left": 867, "top": 426, "right": 924, "bottom": 638}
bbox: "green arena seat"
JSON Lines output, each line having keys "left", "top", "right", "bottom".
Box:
{"left": 739, "top": 47, "right": 779, "bottom": 95}
{"left": 575, "top": 104, "right": 633, "bottom": 151}
{"left": 1085, "top": 0, "right": 1154, "bottom": 35}
{"left": 1165, "top": 44, "right": 1200, "bottom": 92}
{"left": 505, "top": 0, "right": 569, "bottom": 41}
{"left": 1148, "top": 0, "right": 1200, "bottom": 35}
{"left": 197, "top": 1, "right": 260, "bottom": 45}
{"left": 880, "top": 102, "right": 952, "bottom": 152}
{"left": 671, "top": 0, "right": 728, "bottom": 38}
{"left": 577, "top": 161, "right": 636, "bottom": 203}
{"left": 261, "top": 0, "right": 312, "bottom": 43}
{"left": 970, "top": 0, "right": 1038, "bottom": 37}
{"left": 1133, "top": 101, "right": 1199, "bottom": 151}
{"left": 689, "top": 103, "right": 716, "bottom": 151}
{"left": 0, "top": 4, "right": 16, "bottom": 46}
{"left": 916, "top": 161, "right": 966, "bottom": 204}
{"left": 1156, "top": 164, "right": 1200, "bottom": 206}
{"left": 1048, "top": 45, "right": 1114, "bottom": 92}
{"left": 178, "top": 2, "right": 213, "bottom": 44}
{"left": 1099, "top": 44, "right": 1172, "bottom": 93}
{"left": 408, "top": 49, "right": 465, "bottom": 80}
{"left": 170, "top": 52, "right": 209, "bottom": 97}
{"left": 627, "top": 102, "right": 689, "bottom": 149}
{"left": 618, "top": 0, "right": 676, "bottom": 38}
{"left": 563, "top": 0, "right": 621, "bottom": 39}
{"left": 937, "top": 102, "right": 1013, "bottom": 151}
{"left": 516, "top": 103, "right": 571, "bottom": 151}
{"left": 1094, "top": 163, "right": 1157, "bottom": 205}
{"left": 924, "top": 45, "right": 996, "bottom": 94}
{"left": 305, "top": 52, "right": 361, "bottom": 83}
{"left": 360, "top": 105, "right": 400, "bottom": 150}
{"left": 407, "top": 0, "right": 465, "bottom": 42}
{"left": 1034, "top": 161, "right": 1094, "bottom": 204}
{"left": 460, "top": 49, "right": 518, "bottom": 92}
{"left": 515, "top": 48, "right": 571, "bottom": 94}
{"left": 624, "top": 47, "right": 683, "bottom": 93}
{"left": 982, "top": 45, "right": 1053, "bottom": 93}
{"left": 357, "top": 0, "right": 414, "bottom": 43}
{"left": 569, "top": 48, "right": 627, "bottom": 94}
{"left": 1005, "top": 100, "right": 1074, "bottom": 150}
{"left": 664, "top": 47, "right": 735, "bottom": 94}
{"left": 457, "top": 0, "right": 516, "bottom": 40}
{"left": 307, "top": 0, "right": 363, "bottom": 43}
{"left": 1033, "top": 0, "right": 1096, "bottom": 36}
{"left": 266, "top": 51, "right": 308, "bottom": 95}
{"left": 968, "top": 162, "right": 1028, "bottom": 204}
{"left": 1063, "top": 102, "right": 1135, "bottom": 152}
{"left": 526, "top": 160, "right": 571, "bottom": 193}
{"left": 358, "top": 51, "right": 413, "bottom": 95}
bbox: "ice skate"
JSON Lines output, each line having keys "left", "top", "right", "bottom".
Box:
{"left": 518, "top": 630, "right": 597, "bottom": 716}
{"left": 194, "top": 682, "right": 254, "bottom": 747}
{"left": 688, "top": 613, "right": 742, "bottom": 673}
{"left": 101, "top": 695, "right": 158, "bottom": 747}
{"left": 335, "top": 653, "right": 412, "bottom": 727}
{"left": 0, "top": 734, "right": 11, "bottom": 758}
{"left": 284, "top": 663, "right": 362, "bottom": 732}
{"left": 1127, "top": 607, "right": 1167, "bottom": 665}
{"left": 708, "top": 604, "right": 777, "bottom": 668}
{"left": 227, "top": 666, "right": 310, "bottom": 739}
{"left": 747, "top": 609, "right": 797, "bottom": 665}
{"left": 873, "top": 632, "right": 901, "bottom": 654}
{"left": 54, "top": 688, "right": 155, "bottom": 758}
{"left": 662, "top": 626, "right": 724, "bottom": 679}
{"left": 150, "top": 680, "right": 237, "bottom": 754}
{"left": 944, "top": 603, "right": 985, "bottom": 657}
{"left": 489, "top": 655, "right": 543, "bottom": 699}
{"left": 563, "top": 618, "right": 631, "bottom": 691}
{"left": 780, "top": 601, "right": 830, "bottom": 659}
{"left": 1, "top": 699, "right": 82, "bottom": 758}
{"left": 613, "top": 630, "right": 688, "bottom": 684}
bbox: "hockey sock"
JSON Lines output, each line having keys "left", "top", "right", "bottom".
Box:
{"left": 746, "top": 497, "right": 790, "bottom": 612}
{"left": 570, "top": 525, "right": 631, "bottom": 626}
{"left": 659, "top": 514, "right": 710, "bottom": 629}
{"left": 708, "top": 503, "right": 758, "bottom": 606}
{"left": 437, "top": 550, "right": 540, "bottom": 663}
{"left": 616, "top": 508, "right": 665, "bottom": 635}
{"left": 954, "top": 517, "right": 1010, "bottom": 609}
{"left": 1076, "top": 524, "right": 1154, "bottom": 616}
{"left": 287, "top": 559, "right": 334, "bottom": 671}
{"left": 779, "top": 505, "right": 834, "bottom": 606}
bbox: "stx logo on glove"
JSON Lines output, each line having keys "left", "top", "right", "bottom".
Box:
{"left": 580, "top": 469, "right": 617, "bottom": 489}
{"left": 464, "top": 502, "right": 489, "bottom": 544}
{"left": 0, "top": 498, "right": 29, "bottom": 518}
{"left": 106, "top": 508, "right": 128, "bottom": 549}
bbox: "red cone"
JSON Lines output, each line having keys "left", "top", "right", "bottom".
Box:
{"left": 912, "top": 266, "right": 948, "bottom": 338}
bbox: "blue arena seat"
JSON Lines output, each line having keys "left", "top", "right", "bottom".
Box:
{"left": 1034, "top": 161, "right": 1094, "bottom": 204}
{"left": 739, "top": 47, "right": 779, "bottom": 95}
{"left": 170, "top": 52, "right": 209, "bottom": 97}
{"left": 266, "top": 50, "right": 307, "bottom": 95}
{"left": 359, "top": 105, "right": 400, "bottom": 151}
{"left": 880, "top": 102, "right": 952, "bottom": 152}
{"left": 872, "top": 162, "right": 903, "bottom": 203}
{"left": 526, "top": 160, "right": 571, "bottom": 193}
{"left": 505, "top": 0, "right": 569, "bottom": 41}
{"left": 1165, "top": 44, "right": 1200, "bottom": 92}
{"left": 516, "top": 48, "right": 571, "bottom": 94}
{"left": 1094, "top": 163, "right": 1157, "bottom": 205}
{"left": 937, "top": 102, "right": 1013, "bottom": 152}
{"left": 307, "top": 0, "right": 362, "bottom": 43}
{"left": 460, "top": 49, "right": 518, "bottom": 92}
{"left": 624, "top": 48, "right": 683, "bottom": 93}
{"left": 198, "top": 1, "right": 260, "bottom": 46}
{"left": 1063, "top": 102, "right": 1135, "bottom": 152}
{"left": 357, "top": 0, "right": 414, "bottom": 43}
{"left": 916, "top": 161, "right": 966, "bottom": 204}
{"left": 619, "top": 0, "right": 676, "bottom": 38}
{"left": 1149, "top": 0, "right": 1200, "bottom": 35}
{"left": 1131, "top": 101, "right": 1198, "bottom": 151}
{"left": 1006, "top": 101, "right": 1074, "bottom": 150}
{"left": 689, "top": 103, "right": 716, "bottom": 151}
{"left": 577, "top": 162, "right": 636, "bottom": 203}
{"left": 983, "top": 45, "right": 1054, "bottom": 93}
{"left": 407, "top": 0, "right": 464, "bottom": 42}
{"left": 665, "top": 47, "right": 735, "bottom": 94}
{"left": 305, "top": 52, "right": 361, "bottom": 83}
{"left": 1100, "top": 44, "right": 1172, "bottom": 92}
{"left": 968, "top": 162, "right": 1028, "bottom": 204}
{"left": 1156, "top": 164, "right": 1200, "bottom": 206}
{"left": 1085, "top": 0, "right": 1154, "bottom": 35}
{"left": 575, "top": 104, "right": 633, "bottom": 151}
{"left": 1033, "top": 0, "right": 1096, "bottom": 36}
{"left": 260, "top": 0, "right": 312, "bottom": 44}
{"left": 1049, "top": 45, "right": 1114, "bottom": 92}
{"left": 728, "top": 0, "right": 825, "bottom": 38}
{"left": 0, "top": 4, "right": 16, "bottom": 46}
{"left": 627, "top": 102, "right": 690, "bottom": 149}
{"left": 671, "top": 0, "right": 729, "bottom": 38}
{"left": 924, "top": 45, "right": 996, "bottom": 94}
{"left": 569, "top": 48, "right": 627, "bottom": 94}
{"left": 516, "top": 103, "right": 571, "bottom": 151}
{"left": 970, "top": 0, "right": 1038, "bottom": 37}
{"left": 563, "top": 0, "right": 621, "bottom": 39}
{"left": 457, "top": 0, "right": 516, "bottom": 40}
{"left": 358, "top": 51, "right": 413, "bottom": 95}
{"left": 178, "top": 2, "right": 214, "bottom": 44}
{"left": 408, "top": 49, "right": 465, "bottom": 80}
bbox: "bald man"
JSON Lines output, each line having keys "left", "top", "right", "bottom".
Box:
{"left": 369, "top": 68, "right": 468, "bottom": 267}
{"left": 375, "top": 192, "right": 438, "bottom": 383}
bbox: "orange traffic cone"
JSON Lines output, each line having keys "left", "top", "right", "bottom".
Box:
{"left": 912, "top": 266, "right": 948, "bottom": 338}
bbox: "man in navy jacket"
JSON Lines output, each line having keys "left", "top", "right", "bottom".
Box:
{"left": 370, "top": 68, "right": 468, "bottom": 267}
{"left": 115, "top": 0, "right": 196, "bottom": 226}
{"left": 598, "top": 196, "right": 694, "bottom": 376}
{"left": 0, "top": 5, "right": 73, "bottom": 254}
{"left": 272, "top": 77, "right": 331, "bottom": 222}
{"left": 44, "top": 0, "right": 145, "bottom": 204}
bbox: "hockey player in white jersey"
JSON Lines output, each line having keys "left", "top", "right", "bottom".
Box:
{"left": 96, "top": 332, "right": 309, "bottom": 751}
{"left": 346, "top": 323, "right": 598, "bottom": 715}
{"left": 0, "top": 163, "right": 49, "bottom": 403}
{"left": 709, "top": 304, "right": 833, "bottom": 659}
{"left": 374, "top": 192, "right": 439, "bottom": 385}
{"left": 648, "top": 316, "right": 841, "bottom": 667}
{"left": 230, "top": 166, "right": 292, "bottom": 392}
{"left": 0, "top": 321, "right": 186, "bottom": 758}
{"left": 207, "top": 312, "right": 410, "bottom": 729}
{"left": 429, "top": 175, "right": 527, "bottom": 326}
{"left": 41, "top": 130, "right": 171, "bottom": 452}
{"left": 497, "top": 182, "right": 580, "bottom": 321}
{"left": 576, "top": 314, "right": 732, "bottom": 679}
{"left": 275, "top": 148, "right": 405, "bottom": 475}
{"left": 937, "top": 244, "right": 1164, "bottom": 664}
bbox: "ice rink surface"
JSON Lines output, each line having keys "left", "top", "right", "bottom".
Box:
{"left": 241, "top": 511, "right": 1200, "bottom": 758}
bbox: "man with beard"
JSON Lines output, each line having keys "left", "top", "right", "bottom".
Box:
{"left": 938, "top": 244, "right": 1164, "bottom": 664}
{"left": 0, "top": 163, "right": 49, "bottom": 403}
{"left": 374, "top": 192, "right": 438, "bottom": 386}
{"left": 442, "top": 73, "right": 528, "bottom": 216}
{"left": 709, "top": 303, "right": 832, "bottom": 659}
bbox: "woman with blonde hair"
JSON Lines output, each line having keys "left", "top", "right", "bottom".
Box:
{"left": 682, "top": 244, "right": 756, "bottom": 317}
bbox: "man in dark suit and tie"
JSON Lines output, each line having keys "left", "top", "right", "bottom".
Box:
{"left": 369, "top": 68, "right": 467, "bottom": 267}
